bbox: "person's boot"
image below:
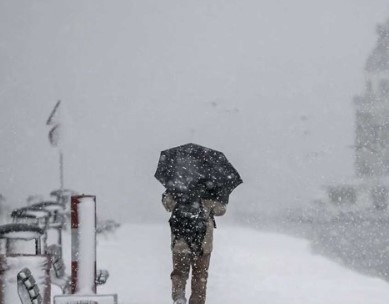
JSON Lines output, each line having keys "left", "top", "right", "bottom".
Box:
{"left": 173, "top": 295, "right": 187, "bottom": 304}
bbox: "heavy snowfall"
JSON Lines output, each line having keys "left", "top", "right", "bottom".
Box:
{"left": 3, "top": 0, "right": 389, "bottom": 304}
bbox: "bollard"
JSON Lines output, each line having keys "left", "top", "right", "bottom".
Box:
{"left": 53, "top": 195, "right": 117, "bottom": 304}
{"left": 70, "top": 195, "right": 96, "bottom": 295}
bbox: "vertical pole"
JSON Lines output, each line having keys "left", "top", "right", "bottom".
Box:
{"left": 60, "top": 150, "right": 64, "bottom": 191}
{"left": 71, "top": 195, "right": 97, "bottom": 295}
{"left": 5, "top": 239, "right": 10, "bottom": 255}
{"left": 35, "top": 238, "right": 42, "bottom": 255}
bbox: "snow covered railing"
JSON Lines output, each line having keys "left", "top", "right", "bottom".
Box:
{"left": 11, "top": 208, "right": 50, "bottom": 230}
{"left": 10, "top": 208, "right": 51, "bottom": 255}
{"left": 0, "top": 224, "right": 45, "bottom": 255}
{"left": 16, "top": 201, "right": 73, "bottom": 297}
{"left": 27, "top": 201, "right": 66, "bottom": 259}
{"left": 28, "top": 201, "right": 65, "bottom": 230}
{"left": 0, "top": 224, "right": 51, "bottom": 303}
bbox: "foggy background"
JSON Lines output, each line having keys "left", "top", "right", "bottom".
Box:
{"left": 1, "top": 0, "right": 389, "bottom": 223}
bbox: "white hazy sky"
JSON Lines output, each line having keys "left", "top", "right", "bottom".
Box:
{"left": 1, "top": 0, "right": 389, "bottom": 222}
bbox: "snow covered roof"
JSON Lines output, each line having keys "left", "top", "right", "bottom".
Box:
{"left": 365, "top": 20, "right": 389, "bottom": 72}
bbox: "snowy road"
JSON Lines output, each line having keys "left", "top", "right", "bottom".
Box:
{"left": 64, "top": 223, "right": 389, "bottom": 303}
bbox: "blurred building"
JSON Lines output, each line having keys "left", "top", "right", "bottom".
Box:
{"left": 311, "top": 19, "right": 389, "bottom": 217}
{"left": 355, "top": 19, "right": 389, "bottom": 177}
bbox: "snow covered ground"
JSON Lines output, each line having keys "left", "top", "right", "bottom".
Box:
{"left": 58, "top": 223, "right": 389, "bottom": 304}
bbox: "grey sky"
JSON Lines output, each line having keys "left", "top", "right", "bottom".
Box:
{"left": 1, "top": 0, "right": 389, "bottom": 222}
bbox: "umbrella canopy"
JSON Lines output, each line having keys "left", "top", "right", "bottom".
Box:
{"left": 154, "top": 143, "right": 242, "bottom": 202}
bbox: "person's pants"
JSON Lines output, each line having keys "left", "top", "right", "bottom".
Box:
{"left": 171, "top": 252, "right": 211, "bottom": 304}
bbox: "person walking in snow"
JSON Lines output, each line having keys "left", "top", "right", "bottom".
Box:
{"left": 162, "top": 180, "right": 227, "bottom": 304}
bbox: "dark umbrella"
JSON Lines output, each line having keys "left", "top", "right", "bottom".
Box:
{"left": 154, "top": 143, "right": 242, "bottom": 202}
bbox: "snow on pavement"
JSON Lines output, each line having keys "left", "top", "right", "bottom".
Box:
{"left": 69, "top": 223, "right": 389, "bottom": 303}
